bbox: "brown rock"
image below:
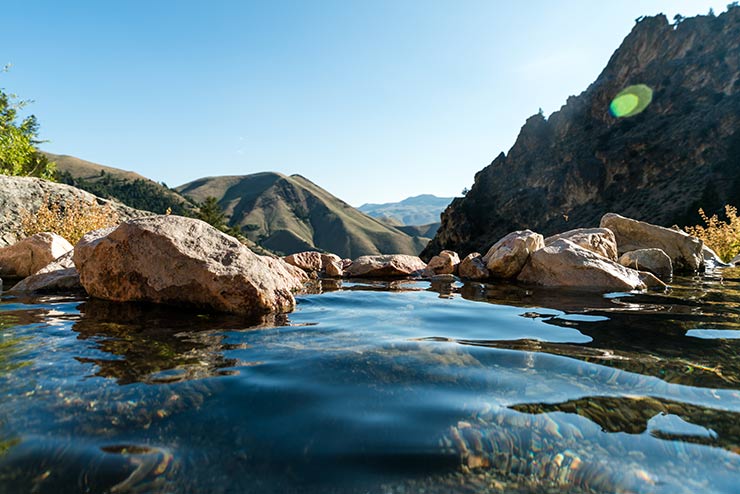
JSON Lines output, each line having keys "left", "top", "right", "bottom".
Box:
{"left": 9, "top": 251, "right": 81, "bottom": 293}
{"left": 73, "top": 215, "right": 305, "bottom": 316}
{"left": 600, "top": 213, "right": 703, "bottom": 272}
{"left": 284, "top": 251, "right": 323, "bottom": 272}
{"left": 482, "top": 230, "right": 544, "bottom": 279}
{"left": 458, "top": 253, "right": 490, "bottom": 280}
{"left": 346, "top": 255, "right": 426, "bottom": 278}
{"left": 517, "top": 239, "right": 663, "bottom": 290}
{"left": 618, "top": 249, "right": 673, "bottom": 280}
{"left": 324, "top": 260, "right": 344, "bottom": 278}
{"left": 0, "top": 232, "right": 73, "bottom": 277}
{"left": 424, "top": 250, "right": 460, "bottom": 276}
{"left": 545, "top": 228, "right": 618, "bottom": 261}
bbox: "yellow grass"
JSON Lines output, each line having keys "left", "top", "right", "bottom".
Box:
{"left": 685, "top": 205, "right": 740, "bottom": 262}
{"left": 21, "top": 195, "right": 120, "bottom": 245}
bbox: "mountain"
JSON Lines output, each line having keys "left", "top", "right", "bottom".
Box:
{"left": 359, "top": 194, "right": 453, "bottom": 226}
{"left": 47, "top": 153, "right": 194, "bottom": 215}
{"left": 176, "top": 173, "right": 428, "bottom": 258}
{"left": 423, "top": 8, "right": 740, "bottom": 260}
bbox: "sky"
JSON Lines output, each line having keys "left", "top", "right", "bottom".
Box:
{"left": 2, "top": 0, "right": 729, "bottom": 206}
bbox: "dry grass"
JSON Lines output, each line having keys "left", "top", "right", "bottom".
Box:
{"left": 685, "top": 205, "right": 740, "bottom": 262}
{"left": 21, "top": 195, "right": 120, "bottom": 245}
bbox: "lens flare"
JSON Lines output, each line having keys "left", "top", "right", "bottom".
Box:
{"left": 609, "top": 84, "right": 653, "bottom": 118}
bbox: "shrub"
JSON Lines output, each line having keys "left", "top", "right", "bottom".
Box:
{"left": 684, "top": 205, "right": 740, "bottom": 262}
{"left": 21, "top": 195, "right": 120, "bottom": 245}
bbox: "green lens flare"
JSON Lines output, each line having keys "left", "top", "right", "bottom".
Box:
{"left": 609, "top": 84, "right": 653, "bottom": 118}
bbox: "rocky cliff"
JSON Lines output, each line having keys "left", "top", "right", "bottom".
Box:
{"left": 423, "top": 8, "right": 740, "bottom": 259}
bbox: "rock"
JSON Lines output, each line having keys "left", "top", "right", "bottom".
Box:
{"left": 431, "top": 273, "right": 456, "bottom": 282}
{"left": 618, "top": 249, "right": 673, "bottom": 280}
{"left": 600, "top": 213, "right": 703, "bottom": 272}
{"left": 517, "top": 239, "right": 665, "bottom": 290}
{"left": 544, "top": 228, "right": 618, "bottom": 261}
{"left": 73, "top": 215, "right": 305, "bottom": 316}
{"left": 458, "top": 253, "right": 490, "bottom": 280}
{"left": 424, "top": 250, "right": 460, "bottom": 276}
{"left": 482, "top": 230, "right": 544, "bottom": 279}
{"left": 702, "top": 245, "right": 731, "bottom": 267}
{"left": 0, "top": 175, "right": 147, "bottom": 248}
{"left": 324, "top": 260, "right": 344, "bottom": 278}
{"left": 9, "top": 251, "right": 82, "bottom": 293}
{"left": 346, "top": 255, "right": 426, "bottom": 278}
{"left": 284, "top": 251, "right": 323, "bottom": 272}
{"left": 0, "top": 232, "right": 73, "bottom": 277}
{"left": 341, "top": 258, "right": 353, "bottom": 269}
{"left": 320, "top": 253, "right": 341, "bottom": 266}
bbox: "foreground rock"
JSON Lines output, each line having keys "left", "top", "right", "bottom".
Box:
{"left": 73, "top": 216, "right": 306, "bottom": 316}
{"left": 458, "top": 253, "right": 490, "bottom": 280}
{"left": 0, "top": 232, "right": 73, "bottom": 277}
{"left": 424, "top": 250, "right": 460, "bottom": 276}
{"left": 600, "top": 213, "right": 703, "bottom": 272}
{"left": 346, "top": 255, "right": 426, "bottom": 278}
{"left": 618, "top": 249, "right": 673, "bottom": 280}
{"left": 9, "top": 251, "right": 82, "bottom": 293}
{"left": 482, "top": 230, "right": 544, "bottom": 279}
{"left": 544, "top": 228, "right": 618, "bottom": 261}
{"left": 518, "top": 239, "right": 665, "bottom": 290}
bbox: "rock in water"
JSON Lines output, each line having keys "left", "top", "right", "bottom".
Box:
{"left": 9, "top": 251, "right": 82, "bottom": 293}
{"left": 600, "top": 213, "right": 703, "bottom": 272}
{"left": 346, "top": 255, "right": 426, "bottom": 278}
{"left": 284, "top": 251, "right": 323, "bottom": 273}
{"left": 458, "top": 253, "right": 490, "bottom": 280}
{"left": 424, "top": 250, "right": 460, "bottom": 276}
{"left": 482, "top": 230, "right": 544, "bottom": 279}
{"left": 517, "top": 239, "right": 664, "bottom": 290}
{"left": 73, "top": 216, "right": 305, "bottom": 316}
{"left": 618, "top": 249, "right": 673, "bottom": 280}
{"left": 0, "top": 232, "right": 73, "bottom": 277}
{"left": 545, "top": 228, "right": 618, "bottom": 261}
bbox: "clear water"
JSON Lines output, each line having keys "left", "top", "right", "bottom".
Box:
{"left": 1, "top": 272, "right": 740, "bottom": 493}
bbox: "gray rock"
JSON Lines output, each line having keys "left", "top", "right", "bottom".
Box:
{"left": 346, "top": 255, "right": 426, "bottom": 278}
{"left": 545, "top": 228, "right": 618, "bottom": 261}
{"left": 73, "top": 215, "right": 306, "bottom": 316}
{"left": 0, "top": 232, "right": 73, "bottom": 277}
{"left": 482, "top": 230, "right": 544, "bottom": 279}
{"left": 618, "top": 249, "right": 673, "bottom": 280}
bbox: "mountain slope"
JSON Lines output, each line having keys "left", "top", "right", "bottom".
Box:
{"left": 176, "top": 173, "right": 428, "bottom": 258}
{"left": 423, "top": 8, "right": 740, "bottom": 259}
{"left": 359, "top": 194, "right": 453, "bottom": 225}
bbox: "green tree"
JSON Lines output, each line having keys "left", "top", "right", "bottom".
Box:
{"left": 0, "top": 66, "right": 55, "bottom": 179}
{"left": 197, "top": 196, "right": 227, "bottom": 229}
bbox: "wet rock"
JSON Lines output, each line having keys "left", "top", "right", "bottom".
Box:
{"left": 346, "top": 254, "right": 426, "bottom": 278}
{"left": 545, "top": 228, "right": 618, "bottom": 261}
{"left": 9, "top": 250, "right": 82, "bottom": 293}
{"left": 517, "top": 239, "right": 664, "bottom": 290}
{"left": 618, "top": 249, "right": 673, "bottom": 280}
{"left": 424, "top": 250, "right": 460, "bottom": 276}
{"left": 284, "top": 251, "right": 323, "bottom": 272}
{"left": 482, "top": 230, "right": 544, "bottom": 279}
{"left": 702, "top": 245, "right": 731, "bottom": 267}
{"left": 600, "top": 213, "right": 703, "bottom": 272}
{"left": 458, "top": 253, "right": 490, "bottom": 280}
{"left": 73, "top": 215, "right": 305, "bottom": 316}
{"left": 0, "top": 232, "right": 73, "bottom": 277}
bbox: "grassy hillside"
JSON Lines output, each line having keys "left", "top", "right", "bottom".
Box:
{"left": 177, "top": 172, "right": 428, "bottom": 258}
{"left": 47, "top": 153, "right": 195, "bottom": 215}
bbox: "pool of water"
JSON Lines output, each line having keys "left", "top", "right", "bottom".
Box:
{"left": 1, "top": 271, "right": 739, "bottom": 493}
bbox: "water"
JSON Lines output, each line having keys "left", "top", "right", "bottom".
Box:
{"left": 1, "top": 272, "right": 740, "bottom": 493}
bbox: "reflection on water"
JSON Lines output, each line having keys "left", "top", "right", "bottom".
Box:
{"left": 0, "top": 272, "right": 739, "bottom": 492}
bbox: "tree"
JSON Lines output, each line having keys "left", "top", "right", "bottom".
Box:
{"left": 197, "top": 196, "right": 227, "bottom": 229}
{"left": 0, "top": 66, "right": 55, "bottom": 179}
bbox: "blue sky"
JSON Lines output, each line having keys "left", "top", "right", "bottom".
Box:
{"left": 2, "top": 1, "right": 728, "bottom": 206}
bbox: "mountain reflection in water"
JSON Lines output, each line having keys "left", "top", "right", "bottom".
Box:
{"left": 0, "top": 271, "right": 738, "bottom": 493}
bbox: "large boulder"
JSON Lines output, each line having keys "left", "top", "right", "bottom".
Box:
{"left": 73, "top": 216, "right": 306, "bottom": 316}
{"left": 544, "top": 228, "right": 618, "bottom": 261}
{"left": 9, "top": 251, "right": 82, "bottom": 293}
{"left": 618, "top": 249, "right": 673, "bottom": 280}
{"left": 482, "top": 230, "right": 544, "bottom": 279}
{"left": 424, "top": 250, "right": 460, "bottom": 276}
{"left": 346, "top": 255, "right": 426, "bottom": 278}
{"left": 517, "top": 239, "right": 665, "bottom": 290}
{"left": 0, "top": 232, "right": 73, "bottom": 277}
{"left": 458, "top": 253, "right": 490, "bottom": 280}
{"left": 600, "top": 213, "right": 703, "bottom": 272}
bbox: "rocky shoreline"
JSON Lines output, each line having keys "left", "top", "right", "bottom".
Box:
{"left": 0, "top": 210, "right": 728, "bottom": 317}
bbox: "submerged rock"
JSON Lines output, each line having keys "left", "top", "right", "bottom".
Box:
{"left": 73, "top": 215, "right": 306, "bottom": 316}
{"left": 0, "top": 232, "right": 73, "bottom": 278}
{"left": 545, "top": 227, "right": 618, "bottom": 261}
{"left": 600, "top": 213, "right": 703, "bottom": 272}
{"left": 346, "top": 255, "right": 426, "bottom": 278}
{"left": 9, "top": 251, "right": 82, "bottom": 293}
{"left": 458, "top": 253, "right": 490, "bottom": 280}
{"left": 482, "top": 230, "right": 544, "bottom": 279}
{"left": 618, "top": 249, "right": 673, "bottom": 280}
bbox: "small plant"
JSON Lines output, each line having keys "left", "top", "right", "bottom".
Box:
{"left": 685, "top": 205, "right": 740, "bottom": 262}
{"left": 21, "top": 195, "right": 120, "bottom": 245}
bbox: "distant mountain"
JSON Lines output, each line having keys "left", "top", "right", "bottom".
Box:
{"left": 359, "top": 194, "right": 453, "bottom": 226}
{"left": 176, "top": 173, "right": 428, "bottom": 258}
{"left": 424, "top": 8, "right": 740, "bottom": 259}
{"left": 396, "top": 222, "right": 441, "bottom": 239}
{"left": 47, "top": 153, "right": 194, "bottom": 215}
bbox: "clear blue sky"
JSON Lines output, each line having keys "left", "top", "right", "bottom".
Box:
{"left": 2, "top": 0, "right": 728, "bottom": 206}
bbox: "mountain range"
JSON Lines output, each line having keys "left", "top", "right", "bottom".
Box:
{"left": 359, "top": 194, "right": 452, "bottom": 226}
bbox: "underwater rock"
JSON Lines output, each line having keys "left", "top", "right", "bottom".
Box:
{"left": 545, "top": 227, "right": 618, "bottom": 261}
{"left": 458, "top": 253, "right": 490, "bottom": 280}
{"left": 73, "top": 215, "right": 305, "bottom": 316}
{"left": 600, "top": 213, "right": 703, "bottom": 272}
{"left": 346, "top": 254, "right": 426, "bottom": 278}
{"left": 618, "top": 248, "right": 673, "bottom": 280}
{"left": 424, "top": 250, "right": 460, "bottom": 276}
{"left": 482, "top": 230, "right": 544, "bottom": 279}
{"left": 0, "top": 232, "right": 73, "bottom": 277}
